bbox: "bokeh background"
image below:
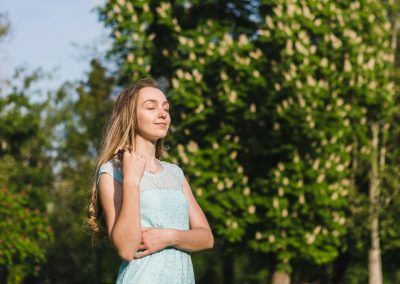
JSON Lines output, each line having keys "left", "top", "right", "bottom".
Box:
{"left": 1, "top": 1, "right": 399, "bottom": 283}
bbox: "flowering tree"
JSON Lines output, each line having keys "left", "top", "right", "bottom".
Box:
{"left": 97, "top": 0, "right": 394, "bottom": 282}
{"left": 98, "top": 2, "right": 262, "bottom": 282}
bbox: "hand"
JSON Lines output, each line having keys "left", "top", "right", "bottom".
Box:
{"left": 119, "top": 147, "right": 146, "bottom": 186}
{"left": 134, "top": 227, "right": 176, "bottom": 259}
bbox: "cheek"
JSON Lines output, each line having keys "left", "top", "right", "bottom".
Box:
{"left": 137, "top": 110, "right": 153, "bottom": 124}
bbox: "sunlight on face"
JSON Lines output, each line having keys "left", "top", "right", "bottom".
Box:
{"left": 136, "top": 87, "right": 171, "bottom": 142}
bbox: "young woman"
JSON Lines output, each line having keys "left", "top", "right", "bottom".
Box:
{"left": 86, "top": 78, "right": 214, "bottom": 283}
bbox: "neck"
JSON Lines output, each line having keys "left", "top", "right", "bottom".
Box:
{"left": 134, "top": 134, "right": 159, "bottom": 170}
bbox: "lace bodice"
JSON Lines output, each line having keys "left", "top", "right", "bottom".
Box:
{"left": 96, "top": 159, "right": 184, "bottom": 192}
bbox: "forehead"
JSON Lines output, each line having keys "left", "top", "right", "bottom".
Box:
{"left": 138, "top": 87, "right": 168, "bottom": 103}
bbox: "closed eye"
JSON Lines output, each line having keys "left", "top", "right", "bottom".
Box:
{"left": 147, "top": 108, "right": 169, "bottom": 112}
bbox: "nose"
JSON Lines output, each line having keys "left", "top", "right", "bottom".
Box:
{"left": 158, "top": 109, "right": 167, "bottom": 118}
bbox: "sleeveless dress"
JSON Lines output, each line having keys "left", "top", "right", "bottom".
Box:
{"left": 96, "top": 159, "right": 196, "bottom": 284}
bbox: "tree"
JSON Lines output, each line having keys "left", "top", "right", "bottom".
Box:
{"left": 98, "top": 1, "right": 258, "bottom": 282}
{"left": 374, "top": 1, "right": 400, "bottom": 283}
{"left": 0, "top": 69, "right": 54, "bottom": 283}
{"left": 35, "top": 59, "right": 118, "bottom": 284}
{"left": 96, "top": 1, "right": 396, "bottom": 283}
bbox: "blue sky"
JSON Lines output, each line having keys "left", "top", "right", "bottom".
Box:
{"left": 1, "top": 0, "right": 110, "bottom": 90}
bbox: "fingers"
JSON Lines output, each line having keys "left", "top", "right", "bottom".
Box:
{"left": 120, "top": 147, "right": 145, "bottom": 158}
{"left": 118, "top": 148, "right": 147, "bottom": 184}
{"left": 116, "top": 146, "right": 132, "bottom": 160}
{"left": 134, "top": 249, "right": 149, "bottom": 259}
{"left": 116, "top": 145, "right": 148, "bottom": 160}
{"left": 138, "top": 244, "right": 146, "bottom": 251}
{"left": 118, "top": 150, "right": 143, "bottom": 161}
{"left": 122, "top": 146, "right": 133, "bottom": 154}
{"left": 116, "top": 146, "right": 133, "bottom": 154}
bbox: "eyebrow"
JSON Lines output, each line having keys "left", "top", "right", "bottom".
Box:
{"left": 143, "top": 99, "right": 169, "bottom": 106}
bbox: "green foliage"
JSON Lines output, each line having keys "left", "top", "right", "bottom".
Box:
{"left": 1, "top": 0, "right": 396, "bottom": 282}
{"left": 0, "top": 69, "right": 55, "bottom": 281}
{"left": 98, "top": 0, "right": 260, "bottom": 250}
{"left": 0, "top": 187, "right": 53, "bottom": 271}
{"left": 249, "top": 0, "right": 392, "bottom": 269}
{"left": 96, "top": 0, "right": 396, "bottom": 279}
{"left": 34, "top": 59, "right": 119, "bottom": 284}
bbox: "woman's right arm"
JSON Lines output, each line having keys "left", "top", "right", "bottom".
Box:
{"left": 98, "top": 152, "right": 145, "bottom": 261}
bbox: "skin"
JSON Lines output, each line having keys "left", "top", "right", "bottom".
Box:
{"left": 98, "top": 86, "right": 214, "bottom": 262}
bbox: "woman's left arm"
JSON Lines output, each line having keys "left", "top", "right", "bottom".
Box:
{"left": 170, "top": 176, "right": 214, "bottom": 253}
{"left": 136, "top": 176, "right": 214, "bottom": 259}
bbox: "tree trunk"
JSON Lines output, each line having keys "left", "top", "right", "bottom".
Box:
{"left": 368, "top": 122, "right": 383, "bottom": 284}
{"left": 222, "top": 253, "right": 234, "bottom": 284}
{"left": 0, "top": 265, "right": 9, "bottom": 284}
{"left": 271, "top": 271, "right": 291, "bottom": 284}
{"left": 95, "top": 246, "right": 101, "bottom": 284}
{"left": 332, "top": 251, "right": 349, "bottom": 284}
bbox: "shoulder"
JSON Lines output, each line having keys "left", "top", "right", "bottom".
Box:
{"left": 98, "top": 159, "right": 122, "bottom": 174}
{"left": 161, "top": 160, "right": 185, "bottom": 180}
{"left": 161, "top": 160, "right": 183, "bottom": 171}
{"left": 99, "top": 158, "right": 121, "bottom": 170}
{"left": 97, "top": 158, "right": 122, "bottom": 186}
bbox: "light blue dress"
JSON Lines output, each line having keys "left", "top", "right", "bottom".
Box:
{"left": 97, "top": 159, "right": 195, "bottom": 284}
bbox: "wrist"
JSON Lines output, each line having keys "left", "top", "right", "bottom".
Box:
{"left": 122, "top": 180, "right": 140, "bottom": 190}
{"left": 167, "top": 229, "right": 180, "bottom": 247}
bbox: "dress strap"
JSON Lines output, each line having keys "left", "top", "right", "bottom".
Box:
{"left": 96, "top": 160, "right": 123, "bottom": 187}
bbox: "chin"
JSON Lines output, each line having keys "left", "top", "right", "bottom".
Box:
{"left": 150, "top": 132, "right": 168, "bottom": 141}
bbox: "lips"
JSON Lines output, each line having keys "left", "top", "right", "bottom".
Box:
{"left": 154, "top": 123, "right": 167, "bottom": 127}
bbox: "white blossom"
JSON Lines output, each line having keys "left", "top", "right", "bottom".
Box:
{"left": 225, "top": 178, "right": 234, "bottom": 189}
{"left": 297, "top": 179, "right": 303, "bottom": 187}
{"left": 195, "top": 103, "right": 204, "bottom": 114}
{"left": 238, "top": 34, "right": 249, "bottom": 46}
{"left": 250, "top": 103, "right": 257, "bottom": 113}
{"left": 317, "top": 173, "right": 325, "bottom": 183}
{"left": 283, "top": 177, "right": 289, "bottom": 186}
{"left": 232, "top": 221, "right": 238, "bottom": 229}
{"left": 268, "top": 234, "right": 275, "bottom": 243}
{"left": 187, "top": 140, "right": 199, "bottom": 153}
{"left": 171, "top": 78, "right": 179, "bottom": 88}
{"left": 273, "top": 198, "right": 279, "bottom": 209}
{"left": 305, "top": 233, "right": 316, "bottom": 244}
{"left": 196, "top": 189, "right": 203, "bottom": 196}
{"left": 344, "top": 59, "right": 352, "bottom": 72}
{"left": 253, "top": 70, "right": 260, "bottom": 78}
{"left": 248, "top": 205, "right": 256, "bottom": 214}
{"left": 265, "top": 16, "right": 274, "bottom": 29}
{"left": 228, "top": 90, "right": 237, "bottom": 103}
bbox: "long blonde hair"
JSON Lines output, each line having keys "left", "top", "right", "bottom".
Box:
{"left": 86, "top": 78, "right": 166, "bottom": 243}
